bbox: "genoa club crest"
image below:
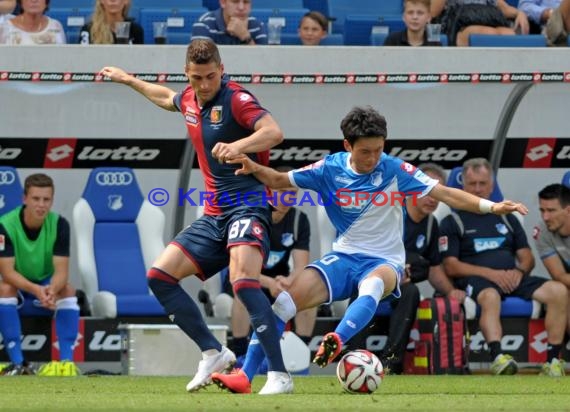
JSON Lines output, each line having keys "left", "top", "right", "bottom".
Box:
{"left": 211, "top": 106, "right": 223, "bottom": 124}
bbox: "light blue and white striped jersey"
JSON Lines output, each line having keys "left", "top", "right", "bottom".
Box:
{"left": 289, "top": 152, "right": 438, "bottom": 266}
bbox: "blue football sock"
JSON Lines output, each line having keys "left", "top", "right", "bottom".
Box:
{"left": 335, "top": 295, "right": 377, "bottom": 344}
{"left": 233, "top": 279, "right": 286, "bottom": 379}
{"left": 0, "top": 299, "right": 23, "bottom": 365}
{"left": 55, "top": 298, "right": 80, "bottom": 361}
{"left": 242, "top": 315, "right": 286, "bottom": 381}
{"left": 148, "top": 268, "right": 221, "bottom": 352}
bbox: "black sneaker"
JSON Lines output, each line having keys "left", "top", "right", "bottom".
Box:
{"left": 1, "top": 361, "right": 36, "bottom": 376}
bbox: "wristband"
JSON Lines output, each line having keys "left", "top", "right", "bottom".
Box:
{"left": 479, "top": 198, "right": 495, "bottom": 214}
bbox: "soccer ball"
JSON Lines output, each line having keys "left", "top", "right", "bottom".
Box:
{"left": 336, "top": 350, "right": 384, "bottom": 394}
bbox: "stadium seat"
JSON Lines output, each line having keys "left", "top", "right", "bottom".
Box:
{"left": 303, "top": 0, "right": 330, "bottom": 18}
{"left": 328, "top": 0, "right": 403, "bottom": 34}
{"left": 46, "top": 7, "right": 92, "bottom": 44}
{"left": 562, "top": 171, "right": 570, "bottom": 188}
{"left": 0, "top": 166, "right": 23, "bottom": 217}
{"left": 253, "top": 0, "right": 304, "bottom": 8}
{"left": 202, "top": 0, "right": 219, "bottom": 11}
{"left": 139, "top": 7, "right": 207, "bottom": 44}
{"left": 73, "top": 167, "right": 166, "bottom": 318}
{"left": 344, "top": 15, "right": 405, "bottom": 45}
{"left": 251, "top": 8, "right": 309, "bottom": 35}
{"left": 468, "top": 34, "right": 547, "bottom": 47}
{"left": 464, "top": 296, "right": 542, "bottom": 320}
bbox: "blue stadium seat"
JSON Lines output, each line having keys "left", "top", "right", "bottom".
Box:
{"left": 73, "top": 168, "right": 166, "bottom": 318}
{"left": 303, "top": 0, "right": 329, "bottom": 17}
{"left": 139, "top": 7, "right": 207, "bottom": 45}
{"left": 447, "top": 166, "right": 504, "bottom": 202}
{"left": 328, "top": 0, "right": 403, "bottom": 34}
{"left": 320, "top": 33, "right": 344, "bottom": 45}
{"left": 50, "top": 0, "right": 93, "bottom": 7}
{"left": 469, "top": 34, "right": 547, "bottom": 47}
{"left": 0, "top": 166, "right": 23, "bottom": 217}
{"left": 251, "top": 8, "right": 309, "bottom": 34}
{"left": 344, "top": 15, "right": 404, "bottom": 45}
{"left": 202, "top": 0, "right": 219, "bottom": 11}
{"left": 562, "top": 171, "right": 570, "bottom": 188}
{"left": 466, "top": 296, "right": 542, "bottom": 319}
{"left": 254, "top": 0, "right": 304, "bottom": 8}
{"left": 46, "top": 7, "right": 92, "bottom": 44}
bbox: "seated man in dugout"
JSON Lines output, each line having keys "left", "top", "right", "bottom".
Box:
{"left": 439, "top": 158, "right": 567, "bottom": 376}
{"left": 534, "top": 183, "right": 570, "bottom": 336}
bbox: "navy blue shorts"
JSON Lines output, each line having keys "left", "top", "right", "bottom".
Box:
{"left": 456, "top": 275, "right": 547, "bottom": 301}
{"left": 172, "top": 206, "right": 271, "bottom": 280}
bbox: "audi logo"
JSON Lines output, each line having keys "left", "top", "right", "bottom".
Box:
{"left": 0, "top": 171, "right": 16, "bottom": 185}
{"left": 95, "top": 172, "right": 134, "bottom": 186}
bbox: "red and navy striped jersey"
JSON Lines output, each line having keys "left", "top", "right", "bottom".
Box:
{"left": 174, "top": 76, "right": 271, "bottom": 215}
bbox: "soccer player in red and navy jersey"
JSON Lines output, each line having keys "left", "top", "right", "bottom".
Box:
{"left": 100, "top": 39, "right": 290, "bottom": 394}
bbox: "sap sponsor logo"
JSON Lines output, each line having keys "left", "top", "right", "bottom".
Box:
{"left": 0, "top": 334, "right": 47, "bottom": 351}
{"left": 0, "top": 146, "right": 22, "bottom": 160}
{"left": 473, "top": 237, "right": 505, "bottom": 252}
{"left": 389, "top": 147, "right": 468, "bottom": 162}
{"left": 269, "top": 146, "right": 329, "bottom": 162}
{"left": 89, "top": 331, "right": 122, "bottom": 351}
{"left": 469, "top": 331, "right": 524, "bottom": 351}
{"left": 77, "top": 146, "right": 160, "bottom": 161}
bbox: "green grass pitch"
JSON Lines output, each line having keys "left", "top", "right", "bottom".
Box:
{"left": 1, "top": 375, "right": 569, "bottom": 411}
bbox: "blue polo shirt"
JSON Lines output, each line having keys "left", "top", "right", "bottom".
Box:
{"left": 173, "top": 75, "right": 270, "bottom": 215}
{"left": 191, "top": 8, "right": 267, "bottom": 45}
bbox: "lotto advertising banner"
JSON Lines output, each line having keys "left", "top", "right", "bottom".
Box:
{"left": 0, "top": 137, "right": 569, "bottom": 169}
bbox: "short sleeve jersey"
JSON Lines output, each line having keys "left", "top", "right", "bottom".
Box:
{"left": 534, "top": 220, "right": 570, "bottom": 273}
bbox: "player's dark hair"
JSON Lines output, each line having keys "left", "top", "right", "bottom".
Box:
{"left": 186, "top": 39, "right": 222, "bottom": 67}
{"left": 24, "top": 173, "right": 54, "bottom": 195}
{"left": 300, "top": 11, "right": 328, "bottom": 31}
{"left": 340, "top": 106, "right": 387, "bottom": 146}
{"left": 538, "top": 183, "right": 570, "bottom": 208}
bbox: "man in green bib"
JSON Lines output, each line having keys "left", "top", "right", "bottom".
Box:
{"left": 0, "top": 173, "right": 80, "bottom": 376}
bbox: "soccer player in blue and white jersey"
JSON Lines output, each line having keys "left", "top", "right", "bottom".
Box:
{"left": 213, "top": 106, "right": 528, "bottom": 394}
{"left": 100, "top": 39, "right": 289, "bottom": 395}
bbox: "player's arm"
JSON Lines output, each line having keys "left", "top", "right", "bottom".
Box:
{"left": 99, "top": 66, "right": 177, "bottom": 111}
{"left": 428, "top": 264, "right": 465, "bottom": 301}
{"left": 212, "top": 114, "right": 283, "bottom": 162}
{"left": 542, "top": 254, "right": 570, "bottom": 288}
{"left": 0, "top": 0, "right": 15, "bottom": 14}
{"left": 228, "top": 155, "right": 292, "bottom": 189}
{"left": 429, "top": 183, "right": 528, "bottom": 215}
{"left": 0, "top": 256, "right": 44, "bottom": 297}
{"left": 49, "top": 256, "right": 70, "bottom": 296}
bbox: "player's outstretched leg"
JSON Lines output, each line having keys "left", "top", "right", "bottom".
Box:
{"left": 313, "top": 332, "right": 343, "bottom": 367}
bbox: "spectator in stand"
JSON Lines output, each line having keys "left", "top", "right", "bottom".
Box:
{"left": 439, "top": 158, "right": 567, "bottom": 376}
{"left": 431, "top": 0, "right": 529, "bottom": 46}
{"left": 519, "top": 0, "right": 570, "bottom": 45}
{"left": 79, "top": 0, "right": 144, "bottom": 45}
{"left": 298, "top": 11, "right": 328, "bottom": 45}
{"left": 534, "top": 183, "right": 570, "bottom": 336}
{"left": 384, "top": 0, "right": 442, "bottom": 46}
{"left": 0, "top": 0, "right": 65, "bottom": 45}
{"left": 191, "top": 0, "right": 267, "bottom": 45}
